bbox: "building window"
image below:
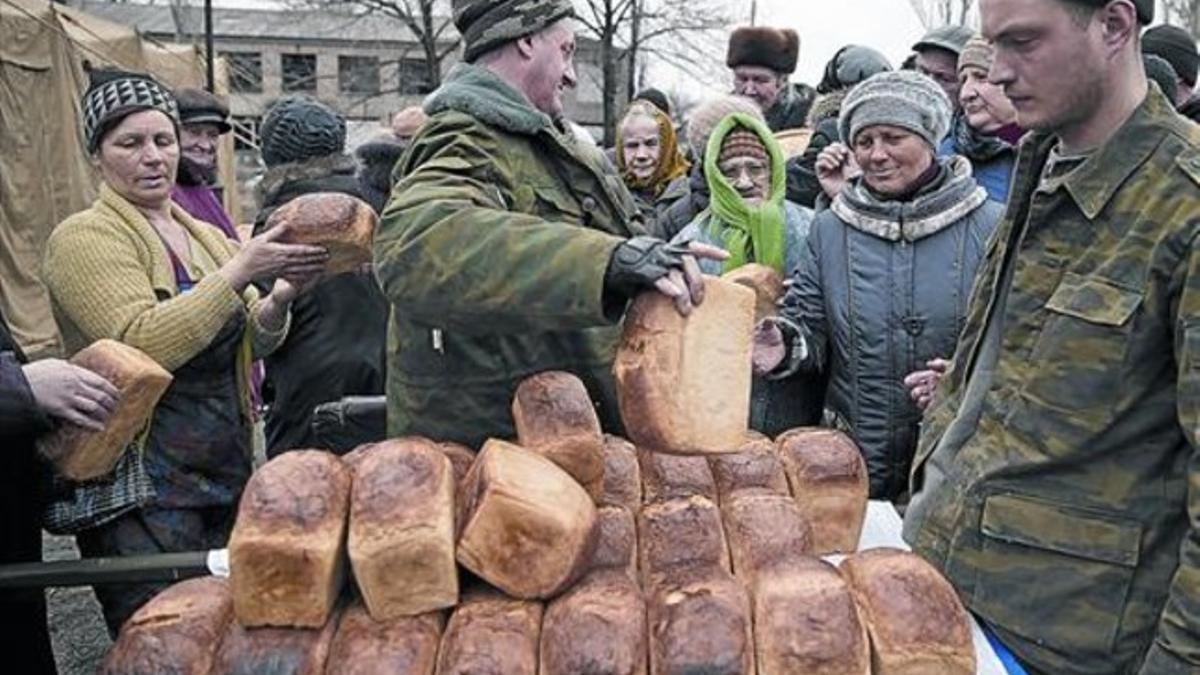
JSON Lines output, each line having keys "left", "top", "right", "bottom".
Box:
{"left": 338, "top": 55, "right": 380, "bottom": 95}
{"left": 282, "top": 53, "right": 317, "bottom": 93}
{"left": 397, "top": 58, "right": 432, "bottom": 95}
{"left": 222, "top": 51, "right": 262, "bottom": 93}
{"left": 231, "top": 115, "right": 261, "bottom": 150}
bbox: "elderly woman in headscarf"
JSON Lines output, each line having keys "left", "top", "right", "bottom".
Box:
{"left": 615, "top": 100, "right": 690, "bottom": 234}
{"left": 40, "top": 69, "right": 327, "bottom": 633}
{"left": 753, "top": 71, "right": 1003, "bottom": 502}
{"left": 940, "top": 35, "right": 1024, "bottom": 203}
{"left": 672, "top": 112, "right": 823, "bottom": 434}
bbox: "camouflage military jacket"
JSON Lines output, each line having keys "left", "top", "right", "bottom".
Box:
{"left": 903, "top": 90, "right": 1200, "bottom": 674}
{"left": 374, "top": 64, "right": 640, "bottom": 448}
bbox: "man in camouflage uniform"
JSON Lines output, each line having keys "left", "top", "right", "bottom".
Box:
{"left": 903, "top": 0, "right": 1200, "bottom": 672}
{"left": 375, "top": 0, "right": 720, "bottom": 448}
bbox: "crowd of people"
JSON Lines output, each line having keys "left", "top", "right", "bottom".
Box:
{"left": 2, "top": 0, "right": 1199, "bottom": 671}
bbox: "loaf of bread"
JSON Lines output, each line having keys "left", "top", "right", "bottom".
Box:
{"left": 721, "top": 263, "right": 784, "bottom": 322}
{"left": 326, "top": 603, "right": 443, "bottom": 675}
{"left": 512, "top": 371, "right": 605, "bottom": 500}
{"left": 438, "top": 442, "right": 477, "bottom": 488}
{"left": 348, "top": 437, "right": 457, "bottom": 620}
{"left": 776, "top": 429, "right": 868, "bottom": 554}
{"left": 637, "top": 495, "right": 730, "bottom": 590}
{"left": 614, "top": 277, "right": 755, "bottom": 455}
{"left": 436, "top": 590, "right": 543, "bottom": 675}
{"left": 213, "top": 611, "right": 339, "bottom": 675}
{"left": 264, "top": 191, "right": 376, "bottom": 275}
{"left": 721, "top": 494, "right": 813, "bottom": 586}
{"left": 37, "top": 339, "right": 172, "bottom": 481}
{"left": 99, "top": 577, "right": 232, "bottom": 675}
{"left": 601, "top": 435, "right": 642, "bottom": 511}
{"left": 839, "top": 548, "right": 975, "bottom": 675}
{"left": 229, "top": 451, "right": 351, "bottom": 628}
{"left": 709, "top": 437, "right": 791, "bottom": 502}
{"left": 590, "top": 505, "right": 638, "bottom": 580}
{"left": 456, "top": 439, "right": 598, "bottom": 599}
{"left": 647, "top": 571, "right": 754, "bottom": 675}
{"left": 638, "top": 448, "right": 717, "bottom": 504}
{"left": 753, "top": 557, "right": 870, "bottom": 675}
{"left": 540, "top": 570, "right": 647, "bottom": 675}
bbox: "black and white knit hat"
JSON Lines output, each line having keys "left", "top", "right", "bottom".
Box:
{"left": 82, "top": 68, "right": 178, "bottom": 153}
{"left": 839, "top": 70, "right": 951, "bottom": 149}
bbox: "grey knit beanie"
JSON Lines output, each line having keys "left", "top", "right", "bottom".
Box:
{"left": 259, "top": 95, "right": 346, "bottom": 167}
{"left": 839, "top": 70, "right": 951, "bottom": 149}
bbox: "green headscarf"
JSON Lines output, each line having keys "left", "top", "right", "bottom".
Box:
{"left": 703, "top": 112, "right": 787, "bottom": 274}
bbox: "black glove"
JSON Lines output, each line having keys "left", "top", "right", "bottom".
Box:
{"left": 311, "top": 395, "right": 387, "bottom": 455}
{"left": 604, "top": 236, "right": 693, "bottom": 301}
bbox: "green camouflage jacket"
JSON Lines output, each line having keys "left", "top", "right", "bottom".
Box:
{"left": 374, "top": 64, "right": 640, "bottom": 448}
{"left": 903, "top": 89, "right": 1200, "bottom": 674}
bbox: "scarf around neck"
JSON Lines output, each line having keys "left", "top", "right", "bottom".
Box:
{"left": 703, "top": 112, "right": 787, "bottom": 273}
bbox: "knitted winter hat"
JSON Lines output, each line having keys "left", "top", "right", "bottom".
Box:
{"left": 686, "top": 95, "right": 764, "bottom": 160}
{"left": 1144, "top": 54, "right": 1180, "bottom": 103}
{"left": 452, "top": 0, "right": 575, "bottom": 63}
{"left": 726, "top": 26, "right": 800, "bottom": 74}
{"left": 718, "top": 127, "right": 769, "bottom": 165}
{"left": 1143, "top": 24, "right": 1198, "bottom": 87}
{"left": 175, "top": 87, "right": 231, "bottom": 134}
{"left": 82, "top": 68, "right": 178, "bottom": 153}
{"left": 259, "top": 95, "right": 346, "bottom": 167}
{"left": 839, "top": 70, "right": 952, "bottom": 149}
{"left": 817, "top": 45, "right": 892, "bottom": 94}
{"left": 957, "top": 36, "right": 994, "bottom": 74}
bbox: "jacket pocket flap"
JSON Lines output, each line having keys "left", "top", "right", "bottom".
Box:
{"left": 981, "top": 493, "right": 1140, "bottom": 567}
{"left": 1044, "top": 272, "right": 1142, "bottom": 326}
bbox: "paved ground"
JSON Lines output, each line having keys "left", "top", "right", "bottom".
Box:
{"left": 43, "top": 533, "right": 110, "bottom": 675}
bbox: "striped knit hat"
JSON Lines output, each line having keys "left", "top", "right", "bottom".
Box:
{"left": 82, "top": 68, "right": 178, "bottom": 153}
{"left": 718, "top": 127, "right": 769, "bottom": 165}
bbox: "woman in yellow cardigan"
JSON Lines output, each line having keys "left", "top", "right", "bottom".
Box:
{"left": 40, "top": 69, "right": 328, "bottom": 634}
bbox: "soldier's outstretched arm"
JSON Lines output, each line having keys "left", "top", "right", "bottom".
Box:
{"left": 374, "top": 114, "right": 625, "bottom": 335}
{"left": 1142, "top": 233, "right": 1200, "bottom": 674}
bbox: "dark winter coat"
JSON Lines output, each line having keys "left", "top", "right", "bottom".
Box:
{"left": 0, "top": 316, "right": 56, "bottom": 674}
{"left": 654, "top": 168, "right": 708, "bottom": 240}
{"left": 252, "top": 154, "right": 389, "bottom": 456}
{"left": 785, "top": 90, "right": 846, "bottom": 208}
{"left": 764, "top": 82, "right": 817, "bottom": 133}
{"left": 773, "top": 156, "right": 1002, "bottom": 499}
{"left": 354, "top": 137, "right": 407, "bottom": 214}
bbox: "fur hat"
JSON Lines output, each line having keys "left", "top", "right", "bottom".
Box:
{"left": 726, "top": 26, "right": 800, "bottom": 74}
{"left": 175, "top": 87, "right": 231, "bottom": 134}
{"left": 1143, "top": 24, "right": 1197, "bottom": 86}
{"left": 452, "top": 0, "right": 575, "bottom": 62}
{"left": 686, "top": 95, "right": 764, "bottom": 159}
{"left": 259, "top": 95, "right": 346, "bottom": 168}
{"left": 82, "top": 67, "right": 178, "bottom": 153}
{"left": 391, "top": 105, "right": 428, "bottom": 139}
{"left": 839, "top": 70, "right": 952, "bottom": 149}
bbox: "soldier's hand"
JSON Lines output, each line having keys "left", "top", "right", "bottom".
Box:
{"left": 22, "top": 359, "right": 118, "bottom": 431}
{"left": 904, "top": 358, "right": 950, "bottom": 412}
{"left": 605, "top": 237, "right": 728, "bottom": 316}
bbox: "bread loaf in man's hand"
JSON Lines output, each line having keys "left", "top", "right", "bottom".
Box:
{"left": 614, "top": 276, "right": 755, "bottom": 455}
{"left": 264, "top": 192, "right": 376, "bottom": 275}
{"left": 721, "top": 263, "right": 784, "bottom": 322}
{"left": 38, "top": 339, "right": 172, "bottom": 481}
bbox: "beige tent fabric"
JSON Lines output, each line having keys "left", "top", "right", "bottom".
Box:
{"left": 0, "top": 0, "right": 234, "bottom": 358}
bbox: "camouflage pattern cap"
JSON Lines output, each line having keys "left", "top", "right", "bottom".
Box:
{"left": 452, "top": 0, "right": 575, "bottom": 62}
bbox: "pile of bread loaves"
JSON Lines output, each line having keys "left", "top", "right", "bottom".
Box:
{"left": 99, "top": 275, "right": 976, "bottom": 675}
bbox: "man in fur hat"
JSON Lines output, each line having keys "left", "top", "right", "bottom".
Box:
{"left": 727, "top": 26, "right": 815, "bottom": 132}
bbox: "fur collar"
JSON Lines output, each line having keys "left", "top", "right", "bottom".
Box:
{"left": 256, "top": 153, "right": 358, "bottom": 204}
{"left": 424, "top": 64, "right": 552, "bottom": 136}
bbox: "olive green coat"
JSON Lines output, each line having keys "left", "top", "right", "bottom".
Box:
{"left": 904, "top": 89, "right": 1200, "bottom": 674}
{"left": 374, "top": 64, "right": 641, "bottom": 448}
